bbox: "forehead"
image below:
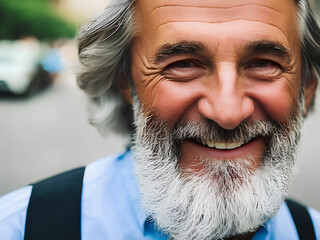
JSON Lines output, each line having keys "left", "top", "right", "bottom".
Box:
{"left": 133, "top": 0, "right": 299, "bottom": 51}
{"left": 135, "top": 0, "right": 296, "bottom": 25}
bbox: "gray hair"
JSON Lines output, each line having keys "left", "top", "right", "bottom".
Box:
{"left": 77, "top": 0, "right": 320, "bottom": 136}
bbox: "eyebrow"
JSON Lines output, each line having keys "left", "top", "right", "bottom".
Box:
{"left": 152, "top": 41, "right": 205, "bottom": 64}
{"left": 152, "top": 40, "right": 292, "bottom": 65}
{"left": 245, "top": 41, "right": 292, "bottom": 62}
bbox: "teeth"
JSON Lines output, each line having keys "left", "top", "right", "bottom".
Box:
{"left": 199, "top": 139, "right": 245, "bottom": 150}
{"left": 215, "top": 142, "right": 227, "bottom": 149}
{"left": 226, "top": 141, "right": 244, "bottom": 149}
{"left": 207, "top": 140, "right": 215, "bottom": 148}
{"left": 201, "top": 139, "right": 207, "bottom": 146}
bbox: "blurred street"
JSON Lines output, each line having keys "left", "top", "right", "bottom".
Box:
{"left": 0, "top": 42, "right": 128, "bottom": 196}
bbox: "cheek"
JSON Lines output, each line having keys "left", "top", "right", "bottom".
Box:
{"left": 248, "top": 80, "right": 300, "bottom": 123}
{"left": 142, "top": 81, "right": 202, "bottom": 124}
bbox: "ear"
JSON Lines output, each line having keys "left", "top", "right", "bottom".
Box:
{"left": 304, "top": 75, "right": 318, "bottom": 113}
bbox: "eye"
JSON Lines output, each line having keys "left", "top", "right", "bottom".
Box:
{"left": 162, "top": 60, "right": 205, "bottom": 81}
{"left": 253, "top": 60, "right": 272, "bottom": 68}
{"left": 168, "top": 60, "right": 196, "bottom": 69}
{"left": 246, "top": 59, "right": 283, "bottom": 80}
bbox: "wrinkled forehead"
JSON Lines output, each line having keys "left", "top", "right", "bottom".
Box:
{"left": 134, "top": 0, "right": 298, "bottom": 38}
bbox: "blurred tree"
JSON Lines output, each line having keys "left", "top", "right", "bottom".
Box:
{"left": 0, "top": 0, "right": 76, "bottom": 40}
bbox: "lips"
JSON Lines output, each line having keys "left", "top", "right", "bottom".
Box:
{"left": 179, "top": 137, "right": 265, "bottom": 171}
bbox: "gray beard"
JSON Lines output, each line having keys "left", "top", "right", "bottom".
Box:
{"left": 132, "top": 95, "right": 303, "bottom": 240}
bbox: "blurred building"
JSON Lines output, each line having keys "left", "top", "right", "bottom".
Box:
{"left": 53, "top": 0, "right": 109, "bottom": 24}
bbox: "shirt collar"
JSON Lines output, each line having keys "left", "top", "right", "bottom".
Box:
{"left": 120, "top": 150, "right": 169, "bottom": 238}
{"left": 119, "top": 150, "right": 149, "bottom": 231}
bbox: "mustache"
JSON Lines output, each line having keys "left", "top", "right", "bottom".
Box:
{"left": 142, "top": 116, "right": 282, "bottom": 143}
{"left": 172, "top": 119, "right": 278, "bottom": 143}
{"left": 135, "top": 111, "right": 301, "bottom": 157}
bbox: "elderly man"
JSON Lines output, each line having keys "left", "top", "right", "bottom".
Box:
{"left": 1, "top": 0, "right": 320, "bottom": 239}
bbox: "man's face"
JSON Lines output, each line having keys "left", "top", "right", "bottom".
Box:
{"left": 130, "top": 0, "right": 303, "bottom": 172}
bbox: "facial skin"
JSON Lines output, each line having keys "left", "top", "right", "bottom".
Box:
{"left": 127, "top": 0, "right": 317, "bottom": 173}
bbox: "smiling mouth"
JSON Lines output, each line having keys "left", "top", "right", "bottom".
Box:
{"left": 194, "top": 138, "right": 252, "bottom": 150}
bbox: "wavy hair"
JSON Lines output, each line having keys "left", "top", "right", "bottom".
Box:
{"left": 77, "top": 0, "right": 320, "bottom": 136}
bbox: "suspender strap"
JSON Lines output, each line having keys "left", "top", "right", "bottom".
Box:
{"left": 24, "top": 167, "right": 85, "bottom": 240}
{"left": 286, "top": 199, "right": 316, "bottom": 240}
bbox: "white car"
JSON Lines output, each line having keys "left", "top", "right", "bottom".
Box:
{"left": 0, "top": 39, "right": 50, "bottom": 95}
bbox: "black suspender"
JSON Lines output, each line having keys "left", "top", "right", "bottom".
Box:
{"left": 24, "top": 168, "right": 316, "bottom": 240}
{"left": 285, "top": 199, "right": 317, "bottom": 240}
{"left": 24, "top": 167, "right": 85, "bottom": 240}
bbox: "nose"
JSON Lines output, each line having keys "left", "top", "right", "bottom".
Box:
{"left": 197, "top": 64, "right": 254, "bottom": 130}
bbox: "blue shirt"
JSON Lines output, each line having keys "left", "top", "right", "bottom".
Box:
{"left": 1, "top": 150, "right": 319, "bottom": 240}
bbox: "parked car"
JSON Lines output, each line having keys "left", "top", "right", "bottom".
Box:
{"left": 0, "top": 39, "right": 51, "bottom": 95}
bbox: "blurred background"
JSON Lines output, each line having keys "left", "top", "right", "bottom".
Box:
{"left": 0, "top": 0, "right": 319, "bottom": 211}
